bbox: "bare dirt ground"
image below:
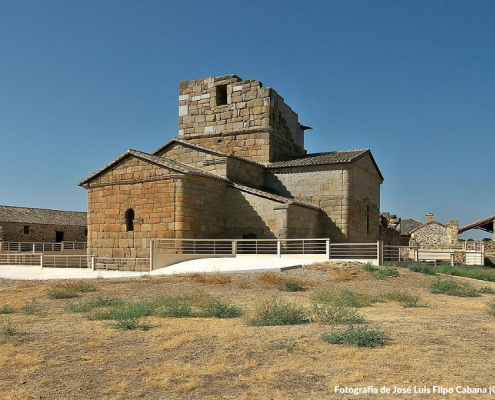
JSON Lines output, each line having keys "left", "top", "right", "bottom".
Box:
{"left": 1, "top": 262, "right": 495, "bottom": 399}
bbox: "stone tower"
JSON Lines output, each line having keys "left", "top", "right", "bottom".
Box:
{"left": 178, "top": 74, "right": 308, "bottom": 164}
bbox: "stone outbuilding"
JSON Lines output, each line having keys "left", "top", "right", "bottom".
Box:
{"left": 0, "top": 205, "right": 87, "bottom": 243}
{"left": 409, "top": 213, "right": 459, "bottom": 249}
{"left": 79, "top": 75, "right": 384, "bottom": 258}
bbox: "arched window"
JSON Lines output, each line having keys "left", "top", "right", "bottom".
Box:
{"left": 125, "top": 208, "right": 135, "bottom": 232}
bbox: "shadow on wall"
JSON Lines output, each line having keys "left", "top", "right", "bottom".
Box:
{"left": 224, "top": 188, "right": 279, "bottom": 239}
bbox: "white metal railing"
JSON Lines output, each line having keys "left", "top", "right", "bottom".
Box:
{"left": 329, "top": 242, "right": 380, "bottom": 260}
{"left": 152, "top": 238, "right": 330, "bottom": 256}
{"left": 0, "top": 241, "right": 87, "bottom": 253}
{"left": 0, "top": 253, "right": 42, "bottom": 266}
{"left": 41, "top": 255, "right": 92, "bottom": 268}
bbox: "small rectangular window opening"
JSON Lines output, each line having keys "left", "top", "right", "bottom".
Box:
{"left": 23, "top": 226, "right": 30, "bottom": 234}
{"left": 56, "top": 231, "right": 64, "bottom": 243}
{"left": 216, "top": 85, "right": 228, "bottom": 106}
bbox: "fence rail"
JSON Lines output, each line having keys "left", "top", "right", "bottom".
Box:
{"left": 0, "top": 241, "right": 87, "bottom": 253}
{"left": 0, "top": 254, "right": 150, "bottom": 271}
{"left": 0, "top": 253, "right": 42, "bottom": 266}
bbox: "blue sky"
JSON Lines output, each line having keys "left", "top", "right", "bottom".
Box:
{"left": 1, "top": 0, "right": 494, "bottom": 239}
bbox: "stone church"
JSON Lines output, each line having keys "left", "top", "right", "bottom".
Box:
{"left": 79, "top": 75, "right": 383, "bottom": 258}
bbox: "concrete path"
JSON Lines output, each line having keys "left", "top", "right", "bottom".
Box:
{"left": 0, "top": 257, "right": 321, "bottom": 280}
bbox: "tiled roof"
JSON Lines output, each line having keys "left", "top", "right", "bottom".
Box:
{"left": 267, "top": 149, "right": 369, "bottom": 168}
{"left": 228, "top": 183, "right": 322, "bottom": 211}
{"left": 78, "top": 149, "right": 229, "bottom": 186}
{"left": 458, "top": 214, "right": 495, "bottom": 234}
{"left": 400, "top": 218, "right": 424, "bottom": 236}
{"left": 0, "top": 205, "right": 86, "bottom": 226}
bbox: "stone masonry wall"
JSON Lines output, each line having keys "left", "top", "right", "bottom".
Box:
{"left": 156, "top": 142, "right": 228, "bottom": 178}
{"left": 86, "top": 157, "right": 179, "bottom": 258}
{"left": 264, "top": 165, "right": 348, "bottom": 242}
{"left": 225, "top": 187, "right": 289, "bottom": 239}
{"left": 0, "top": 222, "right": 86, "bottom": 243}
{"left": 179, "top": 176, "right": 226, "bottom": 239}
{"left": 157, "top": 141, "right": 265, "bottom": 188}
{"left": 226, "top": 157, "right": 265, "bottom": 188}
{"left": 178, "top": 75, "right": 305, "bottom": 163}
{"left": 287, "top": 205, "right": 320, "bottom": 238}
{"left": 347, "top": 157, "right": 381, "bottom": 242}
{"left": 410, "top": 223, "right": 450, "bottom": 249}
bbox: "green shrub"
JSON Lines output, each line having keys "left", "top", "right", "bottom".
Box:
{"left": 384, "top": 291, "right": 423, "bottom": 308}
{"left": 67, "top": 297, "right": 123, "bottom": 313}
{"left": 278, "top": 279, "right": 306, "bottom": 292}
{"left": 310, "top": 303, "right": 364, "bottom": 325}
{"left": 373, "top": 266, "right": 399, "bottom": 279}
{"left": 408, "top": 263, "right": 436, "bottom": 276}
{"left": 313, "top": 288, "right": 379, "bottom": 308}
{"left": 429, "top": 279, "right": 479, "bottom": 297}
{"left": 363, "top": 264, "right": 398, "bottom": 279}
{"left": 322, "top": 324, "right": 388, "bottom": 347}
{"left": 246, "top": 296, "right": 308, "bottom": 326}
{"left": 479, "top": 286, "right": 495, "bottom": 295}
{"left": 0, "top": 305, "right": 14, "bottom": 314}
{"left": 362, "top": 263, "right": 379, "bottom": 272}
{"left": 157, "top": 297, "right": 194, "bottom": 318}
{"left": 200, "top": 299, "right": 242, "bottom": 318}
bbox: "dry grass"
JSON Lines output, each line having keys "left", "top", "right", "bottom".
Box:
{"left": 188, "top": 273, "right": 232, "bottom": 285}
{"left": 1, "top": 262, "right": 495, "bottom": 399}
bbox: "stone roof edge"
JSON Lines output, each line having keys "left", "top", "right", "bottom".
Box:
{"left": 228, "top": 183, "right": 322, "bottom": 211}
{"left": 78, "top": 149, "right": 229, "bottom": 187}
{"left": 151, "top": 137, "right": 266, "bottom": 168}
{"left": 458, "top": 214, "right": 495, "bottom": 233}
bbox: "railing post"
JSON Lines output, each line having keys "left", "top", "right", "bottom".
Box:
{"left": 377, "top": 240, "right": 384, "bottom": 266}
{"left": 326, "top": 239, "right": 330, "bottom": 259}
{"left": 40, "top": 254, "right": 43, "bottom": 269}
{"left": 149, "top": 239, "right": 155, "bottom": 271}
{"left": 277, "top": 240, "right": 281, "bottom": 258}
{"left": 232, "top": 240, "right": 237, "bottom": 258}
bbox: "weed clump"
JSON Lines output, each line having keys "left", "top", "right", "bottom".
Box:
{"left": 200, "top": 299, "right": 242, "bottom": 318}
{"left": 363, "top": 264, "right": 398, "bottom": 280}
{"left": 479, "top": 286, "right": 495, "bottom": 295}
{"left": 310, "top": 303, "right": 364, "bottom": 325}
{"left": 430, "top": 279, "right": 479, "bottom": 297}
{"left": 314, "top": 288, "right": 378, "bottom": 308}
{"left": 486, "top": 299, "right": 495, "bottom": 317}
{"left": 408, "top": 263, "right": 436, "bottom": 276}
{"left": 322, "top": 324, "right": 388, "bottom": 347}
{"left": 267, "top": 339, "right": 297, "bottom": 352}
{"left": 0, "top": 305, "right": 15, "bottom": 314}
{"left": 384, "top": 291, "right": 424, "bottom": 308}
{"left": 278, "top": 279, "right": 307, "bottom": 292}
{"left": 246, "top": 296, "right": 308, "bottom": 326}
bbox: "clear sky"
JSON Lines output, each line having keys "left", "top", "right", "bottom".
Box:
{"left": 1, "top": 0, "right": 494, "bottom": 239}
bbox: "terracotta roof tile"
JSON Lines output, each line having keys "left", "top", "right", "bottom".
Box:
{"left": 0, "top": 205, "right": 86, "bottom": 226}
